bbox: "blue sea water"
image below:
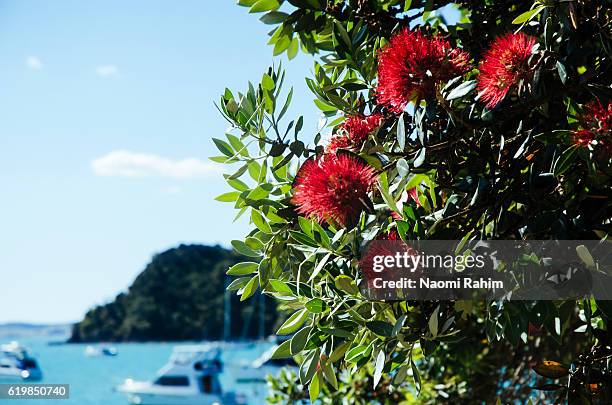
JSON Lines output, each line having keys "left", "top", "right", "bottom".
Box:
{"left": 1, "top": 337, "right": 274, "bottom": 405}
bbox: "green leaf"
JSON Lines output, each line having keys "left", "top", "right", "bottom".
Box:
{"left": 366, "top": 320, "right": 394, "bottom": 337}
{"left": 212, "top": 138, "right": 234, "bottom": 157}
{"left": 396, "top": 158, "right": 410, "bottom": 178}
{"left": 240, "top": 275, "right": 259, "bottom": 301}
{"left": 289, "top": 231, "right": 318, "bottom": 247}
{"left": 378, "top": 174, "right": 400, "bottom": 213}
{"left": 373, "top": 350, "right": 385, "bottom": 388}
{"left": 512, "top": 5, "right": 544, "bottom": 24}
{"left": 329, "top": 342, "right": 350, "bottom": 362}
{"left": 210, "top": 155, "right": 236, "bottom": 164}
{"left": 247, "top": 185, "right": 270, "bottom": 200}
{"left": 320, "top": 360, "right": 338, "bottom": 390}
{"left": 312, "top": 222, "right": 331, "bottom": 249}
{"left": 228, "top": 164, "right": 248, "bottom": 180}
{"left": 273, "top": 34, "right": 292, "bottom": 56}
{"left": 413, "top": 148, "right": 426, "bottom": 167}
{"left": 227, "top": 262, "right": 258, "bottom": 276}
{"left": 214, "top": 191, "right": 240, "bottom": 202}
{"left": 305, "top": 298, "right": 325, "bottom": 313}
{"left": 533, "top": 361, "right": 569, "bottom": 379}
{"left": 333, "top": 21, "right": 352, "bottom": 48}
{"left": 247, "top": 161, "right": 261, "bottom": 182}
{"left": 334, "top": 275, "right": 359, "bottom": 295}
{"left": 393, "top": 364, "right": 408, "bottom": 385}
{"left": 227, "top": 178, "right": 248, "bottom": 191}
{"left": 446, "top": 80, "right": 477, "bottom": 100}
{"left": 237, "top": 0, "right": 258, "bottom": 6}
{"left": 227, "top": 277, "right": 250, "bottom": 291}
{"left": 576, "top": 245, "right": 595, "bottom": 269}
{"left": 396, "top": 220, "right": 411, "bottom": 241}
{"left": 397, "top": 113, "right": 406, "bottom": 150}
{"left": 269, "top": 279, "right": 293, "bottom": 295}
{"left": 411, "top": 359, "right": 421, "bottom": 393}
{"left": 556, "top": 61, "right": 567, "bottom": 84}
{"left": 544, "top": 17, "right": 553, "bottom": 49}
{"left": 290, "top": 327, "right": 310, "bottom": 355}
{"left": 259, "top": 10, "right": 288, "bottom": 24}
{"left": 428, "top": 305, "right": 440, "bottom": 337}
{"left": 392, "top": 314, "right": 406, "bottom": 336}
{"left": 299, "top": 348, "right": 320, "bottom": 384}
{"left": 553, "top": 145, "right": 578, "bottom": 176}
{"left": 314, "top": 98, "right": 337, "bottom": 112}
{"left": 231, "top": 240, "right": 261, "bottom": 258}
{"left": 309, "top": 252, "right": 331, "bottom": 281}
{"left": 277, "top": 308, "right": 309, "bottom": 335}
{"left": 226, "top": 133, "right": 247, "bottom": 157}
{"left": 262, "top": 73, "right": 275, "bottom": 90}
{"left": 298, "top": 217, "right": 313, "bottom": 236}
{"left": 287, "top": 37, "right": 299, "bottom": 60}
{"left": 270, "top": 340, "right": 292, "bottom": 359}
{"left": 345, "top": 345, "right": 370, "bottom": 362}
{"left": 309, "top": 370, "right": 320, "bottom": 402}
{"left": 322, "top": 328, "right": 351, "bottom": 338}
{"left": 251, "top": 210, "right": 272, "bottom": 234}
{"left": 258, "top": 259, "right": 270, "bottom": 288}
{"left": 295, "top": 115, "right": 304, "bottom": 135}
{"left": 249, "top": 0, "right": 280, "bottom": 13}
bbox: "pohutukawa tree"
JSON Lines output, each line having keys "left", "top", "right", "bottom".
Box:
{"left": 213, "top": 0, "right": 612, "bottom": 403}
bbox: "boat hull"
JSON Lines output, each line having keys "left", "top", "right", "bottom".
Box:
{"left": 124, "top": 392, "right": 224, "bottom": 405}
{"left": 0, "top": 368, "right": 42, "bottom": 381}
{"left": 118, "top": 381, "right": 238, "bottom": 405}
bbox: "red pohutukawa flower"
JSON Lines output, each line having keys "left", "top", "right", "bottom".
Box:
{"left": 326, "top": 114, "right": 384, "bottom": 153}
{"left": 477, "top": 32, "right": 536, "bottom": 109}
{"left": 376, "top": 29, "right": 470, "bottom": 113}
{"left": 573, "top": 129, "right": 596, "bottom": 147}
{"left": 573, "top": 100, "right": 612, "bottom": 149}
{"left": 292, "top": 154, "right": 378, "bottom": 227}
{"left": 360, "top": 229, "right": 421, "bottom": 290}
{"left": 377, "top": 229, "right": 401, "bottom": 241}
{"left": 583, "top": 101, "right": 612, "bottom": 135}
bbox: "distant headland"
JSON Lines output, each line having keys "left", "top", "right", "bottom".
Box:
{"left": 68, "top": 244, "right": 278, "bottom": 343}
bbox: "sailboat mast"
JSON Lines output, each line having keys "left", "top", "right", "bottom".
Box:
{"left": 223, "top": 277, "right": 231, "bottom": 341}
{"left": 257, "top": 292, "right": 265, "bottom": 341}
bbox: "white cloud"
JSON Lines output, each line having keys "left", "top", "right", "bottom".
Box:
{"left": 95, "top": 64, "right": 119, "bottom": 77}
{"left": 26, "top": 56, "right": 42, "bottom": 70}
{"left": 91, "top": 150, "right": 222, "bottom": 179}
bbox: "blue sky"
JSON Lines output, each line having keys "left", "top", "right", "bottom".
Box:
{"left": 0, "top": 0, "right": 320, "bottom": 323}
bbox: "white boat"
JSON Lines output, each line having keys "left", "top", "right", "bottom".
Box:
{"left": 117, "top": 344, "right": 246, "bottom": 405}
{"left": 0, "top": 341, "right": 42, "bottom": 381}
{"left": 233, "top": 345, "right": 295, "bottom": 384}
{"left": 85, "top": 345, "right": 118, "bottom": 357}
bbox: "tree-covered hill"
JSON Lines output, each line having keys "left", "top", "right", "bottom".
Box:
{"left": 69, "top": 244, "right": 277, "bottom": 342}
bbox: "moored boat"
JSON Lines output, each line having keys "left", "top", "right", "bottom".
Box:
{"left": 117, "top": 344, "right": 246, "bottom": 405}
{"left": 0, "top": 341, "right": 42, "bottom": 381}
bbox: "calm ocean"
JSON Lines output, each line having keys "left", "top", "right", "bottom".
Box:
{"left": 1, "top": 336, "right": 273, "bottom": 405}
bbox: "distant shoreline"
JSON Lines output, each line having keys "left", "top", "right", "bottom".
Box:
{"left": 0, "top": 323, "right": 73, "bottom": 340}
{"left": 0, "top": 323, "right": 276, "bottom": 346}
